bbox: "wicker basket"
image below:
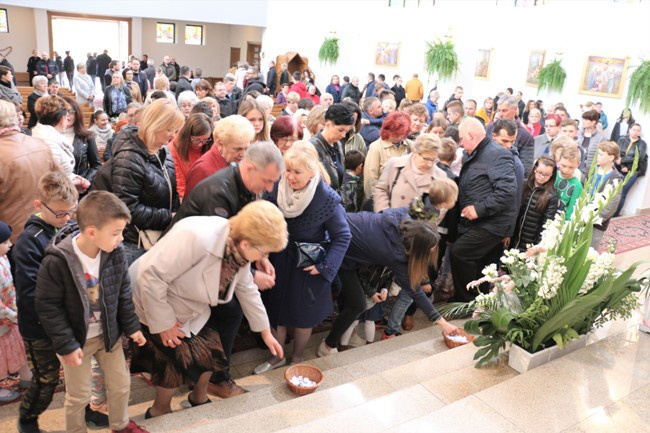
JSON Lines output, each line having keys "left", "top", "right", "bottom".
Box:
{"left": 443, "top": 329, "right": 475, "bottom": 349}
{"left": 284, "top": 364, "right": 324, "bottom": 396}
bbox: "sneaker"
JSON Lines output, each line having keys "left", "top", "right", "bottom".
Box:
{"left": 17, "top": 420, "right": 41, "bottom": 433}
{"left": 317, "top": 339, "right": 338, "bottom": 357}
{"left": 348, "top": 332, "right": 368, "bottom": 347}
{"left": 112, "top": 420, "right": 149, "bottom": 433}
{"left": 85, "top": 405, "right": 109, "bottom": 429}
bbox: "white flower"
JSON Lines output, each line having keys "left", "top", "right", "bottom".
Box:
{"left": 482, "top": 263, "right": 498, "bottom": 279}
{"left": 537, "top": 256, "right": 566, "bottom": 299}
{"left": 580, "top": 251, "right": 615, "bottom": 294}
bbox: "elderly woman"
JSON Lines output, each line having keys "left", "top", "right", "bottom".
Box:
{"left": 238, "top": 99, "right": 270, "bottom": 143}
{"left": 27, "top": 75, "right": 48, "bottom": 129}
{"left": 364, "top": 111, "right": 412, "bottom": 203}
{"left": 406, "top": 103, "right": 429, "bottom": 140}
{"left": 169, "top": 113, "right": 213, "bottom": 199}
{"left": 30, "top": 95, "right": 89, "bottom": 192}
{"left": 61, "top": 95, "right": 101, "bottom": 184}
{"left": 72, "top": 62, "right": 95, "bottom": 107}
{"left": 106, "top": 98, "right": 184, "bottom": 264}
{"left": 177, "top": 90, "right": 199, "bottom": 119}
{"left": 185, "top": 115, "right": 255, "bottom": 195}
{"left": 280, "top": 91, "right": 300, "bottom": 117}
{"left": 129, "top": 200, "right": 287, "bottom": 418}
{"left": 0, "top": 66, "right": 21, "bottom": 105}
{"left": 526, "top": 108, "right": 545, "bottom": 137}
{"left": 103, "top": 72, "right": 132, "bottom": 119}
{"left": 148, "top": 75, "right": 176, "bottom": 104}
{"left": 200, "top": 96, "right": 221, "bottom": 122}
{"left": 270, "top": 115, "right": 303, "bottom": 155}
{"left": 309, "top": 103, "right": 356, "bottom": 192}
{"left": 254, "top": 142, "right": 351, "bottom": 372}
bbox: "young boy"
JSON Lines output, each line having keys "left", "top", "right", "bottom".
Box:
{"left": 35, "top": 191, "right": 148, "bottom": 433}
{"left": 555, "top": 145, "right": 584, "bottom": 221}
{"left": 341, "top": 150, "right": 365, "bottom": 212}
{"left": 591, "top": 141, "right": 623, "bottom": 249}
{"left": 436, "top": 138, "right": 459, "bottom": 183}
{"left": 13, "top": 172, "right": 109, "bottom": 433}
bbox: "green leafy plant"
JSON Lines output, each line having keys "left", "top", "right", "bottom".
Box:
{"left": 318, "top": 36, "right": 339, "bottom": 66}
{"left": 626, "top": 60, "right": 650, "bottom": 115}
{"left": 537, "top": 59, "right": 566, "bottom": 93}
{"left": 440, "top": 155, "right": 648, "bottom": 368}
{"left": 424, "top": 38, "right": 459, "bottom": 80}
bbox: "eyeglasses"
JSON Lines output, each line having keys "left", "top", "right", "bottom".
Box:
{"left": 252, "top": 245, "right": 269, "bottom": 258}
{"left": 190, "top": 137, "right": 211, "bottom": 145}
{"left": 43, "top": 202, "right": 77, "bottom": 218}
{"left": 534, "top": 170, "right": 553, "bottom": 178}
{"left": 67, "top": 109, "right": 76, "bottom": 114}
{"left": 417, "top": 153, "right": 437, "bottom": 163}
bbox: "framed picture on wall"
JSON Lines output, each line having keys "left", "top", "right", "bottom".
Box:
{"left": 156, "top": 22, "right": 175, "bottom": 44}
{"left": 375, "top": 42, "right": 399, "bottom": 67}
{"left": 185, "top": 25, "right": 203, "bottom": 45}
{"left": 475, "top": 49, "right": 492, "bottom": 80}
{"left": 0, "top": 9, "right": 8, "bottom": 33}
{"left": 526, "top": 50, "right": 546, "bottom": 87}
{"left": 578, "top": 55, "right": 630, "bottom": 98}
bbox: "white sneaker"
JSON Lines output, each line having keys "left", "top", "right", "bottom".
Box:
{"left": 348, "top": 332, "right": 368, "bottom": 347}
{"left": 317, "top": 339, "right": 338, "bottom": 357}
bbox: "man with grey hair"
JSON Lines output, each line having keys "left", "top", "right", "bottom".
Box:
{"left": 215, "top": 81, "right": 236, "bottom": 118}
{"left": 166, "top": 141, "right": 284, "bottom": 399}
{"left": 486, "top": 95, "right": 535, "bottom": 176}
{"left": 340, "top": 76, "right": 361, "bottom": 104}
{"left": 144, "top": 58, "right": 156, "bottom": 88}
{"left": 320, "top": 92, "right": 334, "bottom": 107}
{"left": 160, "top": 56, "right": 176, "bottom": 81}
{"left": 224, "top": 73, "right": 243, "bottom": 108}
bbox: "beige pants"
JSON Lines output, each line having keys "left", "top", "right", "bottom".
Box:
{"left": 59, "top": 335, "right": 130, "bottom": 433}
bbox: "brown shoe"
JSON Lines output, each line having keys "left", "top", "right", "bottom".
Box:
{"left": 207, "top": 379, "right": 248, "bottom": 398}
{"left": 401, "top": 315, "right": 414, "bottom": 331}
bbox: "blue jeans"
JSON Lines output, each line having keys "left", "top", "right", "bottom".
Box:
{"left": 385, "top": 288, "right": 413, "bottom": 335}
{"left": 614, "top": 172, "right": 638, "bottom": 216}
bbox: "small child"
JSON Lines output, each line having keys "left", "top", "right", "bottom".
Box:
{"left": 341, "top": 150, "right": 365, "bottom": 212}
{"left": 14, "top": 172, "right": 111, "bottom": 433}
{"left": 0, "top": 221, "right": 32, "bottom": 404}
{"left": 555, "top": 145, "right": 584, "bottom": 220}
{"left": 591, "top": 141, "right": 623, "bottom": 249}
{"left": 35, "top": 191, "right": 148, "bottom": 433}
{"left": 436, "top": 137, "right": 459, "bottom": 183}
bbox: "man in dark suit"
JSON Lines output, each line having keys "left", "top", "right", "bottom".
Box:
{"left": 266, "top": 61, "right": 277, "bottom": 96}
{"left": 96, "top": 50, "right": 112, "bottom": 90}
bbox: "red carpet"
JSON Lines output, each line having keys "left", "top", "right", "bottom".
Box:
{"left": 600, "top": 214, "right": 650, "bottom": 254}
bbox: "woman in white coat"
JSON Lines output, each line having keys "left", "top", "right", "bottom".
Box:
{"left": 73, "top": 63, "right": 95, "bottom": 107}
{"left": 129, "top": 201, "right": 287, "bottom": 419}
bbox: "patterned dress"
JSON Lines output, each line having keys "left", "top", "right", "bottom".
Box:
{"left": 0, "top": 256, "right": 27, "bottom": 377}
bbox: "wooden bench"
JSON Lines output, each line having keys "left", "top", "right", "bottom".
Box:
{"left": 272, "top": 103, "right": 285, "bottom": 118}
{"left": 19, "top": 86, "right": 94, "bottom": 128}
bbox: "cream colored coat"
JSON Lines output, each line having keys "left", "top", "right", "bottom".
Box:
{"left": 374, "top": 153, "right": 448, "bottom": 220}
{"left": 363, "top": 138, "right": 411, "bottom": 199}
{"left": 129, "top": 216, "right": 270, "bottom": 337}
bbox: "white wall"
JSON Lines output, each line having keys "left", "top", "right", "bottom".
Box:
{"left": 262, "top": 0, "right": 650, "bottom": 215}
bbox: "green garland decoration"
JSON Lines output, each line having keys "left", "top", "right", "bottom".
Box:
{"left": 318, "top": 37, "right": 339, "bottom": 66}
{"left": 424, "top": 38, "right": 459, "bottom": 80}
{"left": 537, "top": 59, "right": 566, "bottom": 93}
{"left": 626, "top": 60, "right": 650, "bottom": 114}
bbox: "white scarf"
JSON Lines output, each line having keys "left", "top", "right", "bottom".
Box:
{"left": 277, "top": 172, "right": 320, "bottom": 218}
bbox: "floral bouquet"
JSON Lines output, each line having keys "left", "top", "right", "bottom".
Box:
{"left": 441, "top": 156, "right": 648, "bottom": 367}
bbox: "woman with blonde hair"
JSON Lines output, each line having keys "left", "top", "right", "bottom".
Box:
{"left": 102, "top": 72, "right": 132, "bottom": 119}
{"left": 254, "top": 141, "right": 351, "bottom": 372}
{"left": 96, "top": 98, "right": 184, "bottom": 264}
{"left": 238, "top": 99, "right": 270, "bottom": 143}
{"left": 475, "top": 97, "right": 495, "bottom": 125}
{"left": 130, "top": 200, "right": 287, "bottom": 418}
{"left": 303, "top": 105, "right": 327, "bottom": 140}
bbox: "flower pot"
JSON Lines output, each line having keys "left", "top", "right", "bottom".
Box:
{"left": 508, "top": 334, "right": 588, "bottom": 374}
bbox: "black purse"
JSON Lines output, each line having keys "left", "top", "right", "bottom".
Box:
{"left": 295, "top": 240, "right": 331, "bottom": 268}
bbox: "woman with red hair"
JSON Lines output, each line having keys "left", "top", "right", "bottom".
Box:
{"left": 270, "top": 115, "right": 303, "bottom": 155}
{"left": 363, "top": 111, "right": 412, "bottom": 205}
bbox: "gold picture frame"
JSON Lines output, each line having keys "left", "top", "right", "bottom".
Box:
{"left": 475, "top": 48, "right": 492, "bottom": 80}
{"left": 526, "top": 50, "right": 546, "bottom": 87}
{"left": 375, "top": 42, "right": 400, "bottom": 67}
{"left": 578, "top": 55, "right": 630, "bottom": 99}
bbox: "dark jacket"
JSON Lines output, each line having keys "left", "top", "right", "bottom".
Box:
{"left": 28, "top": 55, "right": 41, "bottom": 80}
{"left": 27, "top": 92, "right": 42, "bottom": 129}
{"left": 167, "top": 164, "right": 255, "bottom": 232}
{"left": 35, "top": 224, "right": 141, "bottom": 355}
{"left": 72, "top": 134, "right": 102, "bottom": 182}
{"left": 36, "top": 58, "right": 58, "bottom": 76}
{"left": 359, "top": 112, "right": 384, "bottom": 147}
{"left": 267, "top": 67, "right": 277, "bottom": 96}
{"left": 63, "top": 55, "right": 75, "bottom": 73}
{"left": 617, "top": 137, "right": 647, "bottom": 176}
{"left": 86, "top": 56, "right": 97, "bottom": 76}
{"left": 102, "top": 85, "right": 132, "bottom": 118}
{"left": 13, "top": 215, "right": 58, "bottom": 340}
{"left": 342, "top": 208, "right": 442, "bottom": 322}
{"left": 245, "top": 77, "right": 266, "bottom": 95}
{"left": 96, "top": 53, "right": 112, "bottom": 78}
{"left": 174, "top": 76, "right": 193, "bottom": 99}
{"left": 594, "top": 170, "right": 623, "bottom": 232}
{"left": 217, "top": 97, "right": 237, "bottom": 118}
{"left": 340, "top": 84, "right": 361, "bottom": 104}
{"left": 458, "top": 137, "right": 518, "bottom": 238}
{"left": 108, "top": 128, "right": 179, "bottom": 244}
{"left": 486, "top": 120, "right": 535, "bottom": 177}
{"left": 310, "top": 132, "right": 344, "bottom": 192}
{"left": 280, "top": 70, "right": 290, "bottom": 87}
{"left": 325, "top": 83, "right": 341, "bottom": 103}
{"left": 391, "top": 84, "right": 406, "bottom": 108}
{"left": 513, "top": 184, "right": 559, "bottom": 250}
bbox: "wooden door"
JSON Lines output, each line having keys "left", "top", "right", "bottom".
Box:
{"left": 247, "top": 43, "right": 261, "bottom": 67}
{"left": 230, "top": 47, "right": 241, "bottom": 68}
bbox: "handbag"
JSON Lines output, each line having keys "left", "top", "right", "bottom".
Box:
{"left": 295, "top": 240, "right": 331, "bottom": 268}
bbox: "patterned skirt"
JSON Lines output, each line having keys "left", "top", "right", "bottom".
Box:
{"left": 0, "top": 326, "right": 26, "bottom": 377}
{"left": 130, "top": 324, "right": 228, "bottom": 389}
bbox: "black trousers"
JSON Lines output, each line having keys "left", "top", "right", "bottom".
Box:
{"left": 207, "top": 296, "right": 243, "bottom": 384}
{"left": 449, "top": 227, "right": 503, "bottom": 303}
{"left": 325, "top": 269, "right": 367, "bottom": 348}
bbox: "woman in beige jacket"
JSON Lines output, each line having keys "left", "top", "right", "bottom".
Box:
{"left": 374, "top": 133, "right": 447, "bottom": 212}
{"left": 129, "top": 201, "right": 287, "bottom": 419}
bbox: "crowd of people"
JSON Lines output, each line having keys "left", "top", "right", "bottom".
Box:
{"left": 0, "top": 48, "right": 647, "bottom": 433}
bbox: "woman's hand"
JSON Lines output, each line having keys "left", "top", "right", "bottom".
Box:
{"left": 72, "top": 176, "right": 90, "bottom": 192}
{"left": 303, "top": 265, "right": 320, "bottom": 275}
{"left": 159, "top": 321, "right": 185, "bottom": 348}
{"left": 261, "top": 329, "right": 284, "bottom": 359}
{"left": 436, "top": 317, "right": 460, "bottom": 335}
{"left": 257, "top": 257, "right": 276, "bottom": 279}
{"left": 254, "top": 270, "right": 275, "bottom": 290}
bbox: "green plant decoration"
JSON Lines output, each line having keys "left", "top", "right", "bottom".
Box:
{"left": 626, "top": 60, "right": 650, "bottom": 114}
{"left": 424, "top": 37, "right": 459, "bottom": 80}
{"left": 318, "top": 36, "right": 339, "bottom": 66}
{"left": 537, "top": 59, "right": 567, "bottom": 93}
